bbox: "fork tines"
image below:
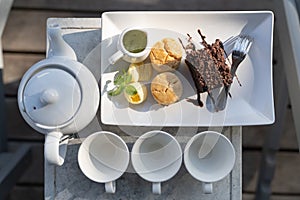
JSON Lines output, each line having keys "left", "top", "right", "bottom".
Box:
{"left": 234, "top": 35, "right": 253, "bottom": 55}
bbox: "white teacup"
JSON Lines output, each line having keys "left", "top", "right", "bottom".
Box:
{"left": 131, "top": 130, "right": 182, "bottom": 194}
{"left": 108, "top": 27, "right": 150, "bottom": 64}
{"left": 78, "top": 131, "right": 129, "bottom": 193}
{"left": 184, "top": 131, "right": 236, "bottom": 194}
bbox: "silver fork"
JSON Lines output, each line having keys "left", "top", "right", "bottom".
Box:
{"left": 205, "top": 35, "right": 238, "bottom": 112}
{"left": 215, "top": 35, "right": 253, "bottom": 111}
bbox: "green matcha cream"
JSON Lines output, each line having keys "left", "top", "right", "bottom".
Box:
{"left": 122, "top": 30, "right": 147, "bottom": 53}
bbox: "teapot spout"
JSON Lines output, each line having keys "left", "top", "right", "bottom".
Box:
{"left": 47, "top": 24, "right": 77, "bottom": 60}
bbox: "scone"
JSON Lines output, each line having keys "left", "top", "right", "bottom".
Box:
{"left": 151, "top": 72, "right": 183, "bottom": 105}
{"left": 150, "top": 38, "right": 183, "bottom": 72}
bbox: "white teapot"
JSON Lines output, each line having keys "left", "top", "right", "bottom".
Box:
{"left": 17, "top": 24, "right": 100, "bottom": 166}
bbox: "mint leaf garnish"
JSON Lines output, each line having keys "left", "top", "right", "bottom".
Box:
{"left": 108, "top": 84, "right": 125, "bottom": 96}
{"left": 125, "top": 85, "right": 137, "bottom": 96}
{"left": 124, "top": 73, "right": 132, "bottom": 84}
{"left": 108, "top": 70, "right": 133, "bottom": 96}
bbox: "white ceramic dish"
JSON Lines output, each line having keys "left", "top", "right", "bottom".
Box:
{"left": 100, "top": 11, "right": 274, "bottom": 126}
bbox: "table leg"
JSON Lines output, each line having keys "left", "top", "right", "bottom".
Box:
{"left": 255, "top": 66, "right": 289, "bottom": 200}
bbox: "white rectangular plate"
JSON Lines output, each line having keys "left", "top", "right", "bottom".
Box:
{"left": 100, "top": 11, "right": 274, "bottom": 127}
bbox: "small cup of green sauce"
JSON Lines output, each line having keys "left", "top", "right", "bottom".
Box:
{"left": 109, "top": 28, "right": 149, "bottom": 64}
{"left": 122, "top": 30, "right": 147, "bottom": 53}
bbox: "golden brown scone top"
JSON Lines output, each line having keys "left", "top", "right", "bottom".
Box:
{"left": 151, "top": 72, "right": 183, "bottom": 105}
{"left": 150, "top": 41, "right": 169, "bottom": 65}
{"left": 150, "top": 38, "right": 183, "bottom": 72}
{"left": 163, "top": 38, "right": 182, "bottom": 59}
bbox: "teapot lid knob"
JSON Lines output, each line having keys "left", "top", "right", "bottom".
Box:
{"left": 40, "top": 89, "right": 59, "bottom": 104}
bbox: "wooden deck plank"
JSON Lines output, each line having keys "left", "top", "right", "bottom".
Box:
{"left": 243, "top": 108, "right": 298, "bottom": 150}
{"left": 5, "top": 98, "right": 42, "bottom": 141}
{"left": 3, "top": 1, "right": 277, "bottom": 53}
{"left": 2, "top": 10, "right": 97, "bottom": 53}
{"left": 243, "top": 151, "right": 300, "bottom": 194}
{"left": 3, "top": 53, "right": 44, "bottom": 85}
{"left": 3, "top": 53, "right": 44, "bottom": 98}
{"left": 17, "top": 144, "right": 43, "bottom": 184}
{"left": 12, "top": 0, "right": 275, "bottom": 12}
{"left": 3, "top": 53, "right": 45, "bottom": 99}
{"left": 6, "top": 185, "right": 43, "bottom": 200}
{"left": 0, "top": 143, "right": 31, "bottom": 200}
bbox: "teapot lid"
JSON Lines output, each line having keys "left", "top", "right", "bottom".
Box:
{"left": 22, "top": 67, "right": 81, "bottom": 127}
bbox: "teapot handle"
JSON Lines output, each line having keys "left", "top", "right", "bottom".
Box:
{"left": 44, "top": 131, "right": 68, "bottom": 166}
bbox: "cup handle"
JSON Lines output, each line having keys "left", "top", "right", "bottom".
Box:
{"left": 108, "top": 50, "right": 123, "bottom": 65}
{"left": 44, "top": 131, "right": 68, "bottom": 166}
{"left": 105, "top": 181, "right": 116, "bottom": 193}
{"left": 152, "top": 182, "right": 161, "bottom": 194}
{"left": 202, "top": 182, "right": 213, "bottom": 194}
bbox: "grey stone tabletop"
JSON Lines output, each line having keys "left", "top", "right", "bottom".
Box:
{"left": 44, "top": 18, "right": 241, "bottom": 200}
